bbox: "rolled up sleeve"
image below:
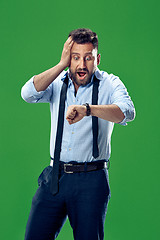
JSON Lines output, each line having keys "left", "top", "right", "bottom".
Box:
{"left": 21, "top": 76, "right": 53, "bottom": 103}
{"left": 110, "top": 76, "right": 135, "bottom": 126}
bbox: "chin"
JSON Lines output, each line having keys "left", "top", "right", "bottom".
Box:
{"left": 76, "top": 77, "right": 91, "bottom": 86}
{"left": 69, "top": 69, "right": 92, "bottom": 86}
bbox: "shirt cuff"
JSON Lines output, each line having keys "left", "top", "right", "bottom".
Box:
{"left": 114, "top": 102, "right": 135, "bottom": 126}
{"left": 113, "top": 103, "right": 127, "bottom": 126}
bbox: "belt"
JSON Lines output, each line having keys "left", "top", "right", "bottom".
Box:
{"left": 50, "top": 160, "right": 110, "bottom": 173}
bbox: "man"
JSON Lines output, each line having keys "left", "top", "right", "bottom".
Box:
{"left": 21, "top": 28, "right": 135, "bottom": 240}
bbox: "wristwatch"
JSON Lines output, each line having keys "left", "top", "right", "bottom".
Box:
{"left": 82, "top": 103, "right": 91, "bottom": 116}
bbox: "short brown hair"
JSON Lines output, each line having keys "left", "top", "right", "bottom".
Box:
{"left": 68, "top": 28, "right": 98, "bottom": 50}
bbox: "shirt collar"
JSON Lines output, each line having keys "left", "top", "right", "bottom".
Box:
{"left": 61, "top": 70, "right": 72, "bottom": 87}
{"left": 94, "top": 68, "right": 104, "bottom": 81}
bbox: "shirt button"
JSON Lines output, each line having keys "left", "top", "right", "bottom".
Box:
{"left": 72, "top": 131, "right": 74, "bottom": 134}
{"left": 69, "top": 148, "right": 72, "bottom": 151}
{"left": 73, "top": 100, "right": 76, "bottom": 103}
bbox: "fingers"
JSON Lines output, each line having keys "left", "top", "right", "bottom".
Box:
{"left": 67, "top": 118, "right": 74, "bottom": 125}
{"left": 67, "top": 37, "right": 74, "bottom": 53}
{"left": 66, "top": 114, "right": 77, "bottom": 125}
{"left": 66, "top": 106, "right": 77, "bottom": 125}
{"left": 66, "top": 105, "right": 86, "bottom": 125}
{"left": 67, "top": 36, "right": 73, "bottom": 43}
{"left": 65, "top": 36, "right": 74, "bottom": 48}
{"left": 60, "top": 37, "right": 74, "bottom": 68}
{"left": 66, "top": 113, "right": 83, "bottom": 125}
{"left": 66, "top": 109, "right": 76, "bottom": 120}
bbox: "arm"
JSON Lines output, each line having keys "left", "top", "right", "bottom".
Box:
{"left": 91, "top": 104, "right": 125, "bottom": 122}
{"left": 21, "top": 37, "right": 74, "bottom": 102}
{"left": 33, "top": 37, "right": 74, "bottom": 92}
{"left": 66, "top": 104, "right": 125, "bottom": 125}
{"left": 33, "top": 63, "right": 67, "bottom": 92}
{"left": 66, "top": 76, "right": 135, "bottom": 125}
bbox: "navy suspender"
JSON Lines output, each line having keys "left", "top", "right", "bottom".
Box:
{"left": 50, "top": 76, "right": 69, "bottom": 195}
{"left": 92, "top": 75, "right": 100, "bottom": 158}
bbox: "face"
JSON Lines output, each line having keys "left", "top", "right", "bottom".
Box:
{"left": 69, "top": 42, "right": 100, "bottom": 88}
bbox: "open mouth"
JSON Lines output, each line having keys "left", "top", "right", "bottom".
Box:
{"left": 77, "top": 71, "right": 87, "bottom": 80}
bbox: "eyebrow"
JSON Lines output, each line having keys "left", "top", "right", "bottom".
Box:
{"left": 71, "top": 52, "right": 93, "bottom": 55}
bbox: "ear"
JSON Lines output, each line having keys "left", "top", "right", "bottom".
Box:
{"left": 97, "top": 54, "right": 101, "bottom": 65}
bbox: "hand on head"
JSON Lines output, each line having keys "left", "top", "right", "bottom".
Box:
{"left": 60, "top": 37, "right": 74, "bottom": 69}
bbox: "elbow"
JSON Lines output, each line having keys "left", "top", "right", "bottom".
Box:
{"left": 21, "top": 86, "right": 32, "bottom": 103}
{"left": 129, "top": 105, "right": 136, "bottom": 121}
{"left": 21, "top": 86, "right": 27, "bottom": 102}
{"left": 131, "top": 108, "right": 136, "bottom": 121}
{"left": 115, "top": 102, "right": 135, "bottom": 125}
{"left": 126, "top": 107, "right": 136, "bottom": 122}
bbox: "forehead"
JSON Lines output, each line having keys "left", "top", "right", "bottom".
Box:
{"left": 71, "top": 42, "right": 97, "bottom": 55}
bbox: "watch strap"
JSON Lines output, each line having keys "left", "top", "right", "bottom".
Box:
{"left": 83, "top": 103, "right": 91, "bottom": 116}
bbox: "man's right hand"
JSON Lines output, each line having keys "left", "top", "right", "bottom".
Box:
{"left": 60, "top": 37, "right": 74, "bottom": 69}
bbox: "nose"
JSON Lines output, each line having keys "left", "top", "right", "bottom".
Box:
{"left": 79, "top": 58, "right": 86, "bottom": 69}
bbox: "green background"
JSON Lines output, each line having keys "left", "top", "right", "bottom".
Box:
{"left": 0, "top": 0, "right": 159, "bottom": 239}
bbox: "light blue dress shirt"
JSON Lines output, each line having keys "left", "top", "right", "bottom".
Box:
{"left": 21, "top": 68, "right": 135, "bottom": 163}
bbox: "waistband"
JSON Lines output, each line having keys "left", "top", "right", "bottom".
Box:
{"left": 50, "top": 159, "right": 110, "bottom": 171}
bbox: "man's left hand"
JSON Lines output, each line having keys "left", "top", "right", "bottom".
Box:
{"left": 66, "top": 105, "right": 86, "bottom": 124}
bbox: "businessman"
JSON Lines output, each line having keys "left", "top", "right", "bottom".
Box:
{"left": 21, "top": 28, "right": 135, "bottom": 240}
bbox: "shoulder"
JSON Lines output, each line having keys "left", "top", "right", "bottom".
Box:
{"left": 50, "top": 70, "right": 68, "bottom": 93}
{"left": 95, "top": 68, "right": 124, "bottom": 89}
{"left": 47, "top": 70, "right": 68, "bottom": 102}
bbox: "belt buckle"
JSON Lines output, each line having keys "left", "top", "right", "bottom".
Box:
{"left": 64, "top": 164, "right": 74, "bottom": 174}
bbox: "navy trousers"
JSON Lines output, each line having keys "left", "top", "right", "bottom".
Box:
{"left": 25, "top": 162, "right": 110, "bottom": 240}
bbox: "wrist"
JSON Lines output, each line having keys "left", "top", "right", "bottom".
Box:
{"left": 58, "top": 61, "right": 68, "bottom": 71}
{"left": 82, "top": 103, "right": 91, "bottom": 116}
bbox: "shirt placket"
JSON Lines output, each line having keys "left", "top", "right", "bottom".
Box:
{"left": 65, "top": 84, "right": 81, "bottom": 160}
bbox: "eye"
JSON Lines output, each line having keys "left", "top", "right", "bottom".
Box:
{"left": 73, "top": 56, "right": 79, "bottom": 60}
{"left": 85, "top": 56, "right": 92, "bottom": 61}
